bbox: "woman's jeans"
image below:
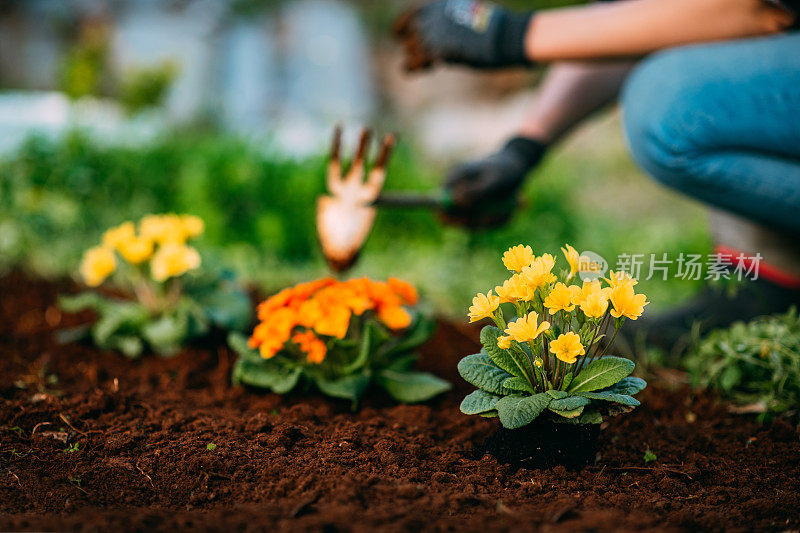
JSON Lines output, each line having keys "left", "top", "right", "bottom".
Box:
{"left": 622, "top": 31, "right": 800, "bottom": 235}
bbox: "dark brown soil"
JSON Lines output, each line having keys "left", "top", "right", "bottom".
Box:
{"left": 1, "top": 270, "right": 799, "bottom": 532}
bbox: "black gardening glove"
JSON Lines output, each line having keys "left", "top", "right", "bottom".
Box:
{"left": 443, "top": 136, "right": 546, "bottom": 228}
{"left": 394, "top": 0, "right": 534, "bottom": 71}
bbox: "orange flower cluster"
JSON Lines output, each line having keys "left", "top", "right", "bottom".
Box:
{"left": 249, "top": 277, "right": 419, "bottom": 363}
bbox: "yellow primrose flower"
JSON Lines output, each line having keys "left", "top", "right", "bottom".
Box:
{"left": 117, "top": 236, "right": 154, "bottom": 264}
{"left": 468, "top": 291, "right": 500, "bottom": 323}
{"left": 102, "top": 222, "right": 136, "bottom": 251}
{"left": 534, "top": 358, "right": 543, "bottom": 368}
{"left": 550, "top": 332, "right": 585, "bottom": 364}
{"left": 520, "top": 253, "right": 557, "bottom": 289}
{"left": 507, "top": 274, "right": 536, "bottom": 301}
{"left": 502, "top": 244, "right": 535, "bottom": 273}
{"left": 495, "top": 277, "right": 523, "bottom": 303}
{"left": 609, "top": 284, "right": 649, "bottom": 320}
{"left": 561, "top": 244, "right": 581, "bottom": 279}
{"left": 504, "top": 312, "right": 550, "bottom": 343}
{"left": 572, "top": 279, "right": 610, "bottom": 306}
{"left": 497, "top": 335, "right": 513, "bottom": 350}
{"left": 580, "top": 290, "right": 609, "bottom": 318}
{"left": 180, "top": 215, "right": 205, "bottom": 239}
{"left": 80, "top": 246, "right": 116, "bottom": 287}
{"left": 139, "top": 214, "right": 186, "bottom": 244}
{"left": 150, "top": 243, "right": 201, "bottom": 282}
{"left": 543, "top": 282, "right": 581, "bottom": 313}
{"left": 604, "top": 270, "right": 638, "bottom": 289}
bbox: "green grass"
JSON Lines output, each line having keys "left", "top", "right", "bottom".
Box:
{"left": 0, "top": 112, "right": 710, "bottom": 316}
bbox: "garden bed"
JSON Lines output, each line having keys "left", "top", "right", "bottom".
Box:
{"left": 1, "top": 271, "right": 798, "bottom": 532}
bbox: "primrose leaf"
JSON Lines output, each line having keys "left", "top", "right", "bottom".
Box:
{"left": 549, "top": 395, "right": 590, "bottom": 411}
{"left": 560, "top": 373, "right": 574, "bottom": 391}
{"left": 457, "top": 352, "right": 514, "bottom": 395}
{"left": 552, "top": 409, "right": 603, "bottom": 425}
{"left": 343, "top": 320, "right": 375, "bottom": 374}
{"left": 111, "top": 335, "right": 144, "bottom": 358}
{"left": 377, "top": 370, "right": 451, "bottom": 403}
{"left": 228, "top": 332, "right": 259, "bottom": 359}
{"left": 481, "top": 326, "right": 523, "bottom": 378}
{"left": 92, "top": 302, "right": 149, "bottom": 347}
{"left": 503, "top": 376, "right": 535, "bottom": 394}
{"left": 232, "top": 358, "right": 301, "bottom": 394}
{"left": 549, "top": 405, "right": 585, "bottom": 418}
{"left": 382, "top": 315, "right": 435, "bottom": 357}
{"left": 314, "top": 373, "right": 371, "bottom": 403}
{"left": 496, "top": 393, "right": 551, "bottom": 429}
{"left": 142, "top": 312, "right": 189, "bottom": 356}
{"left": 569, "top": 357, "right": 635, "bottom": 393}
{"left": 546, "top": 389, "right": 568, "bottom": 400}
{"left": 59, "top": 293, "right": 108, "bottom": 313}
{"left": 460, "top": 389, "right": 502, "bottom": 415}
{"left": 577, "top": 391, "right": 640, "bottom": 406}
{"left": 193, "top": 282, "right": 252, "bottom": 331}
{"left": 606, "top": 376, "right": 647, "bottom": 396}
{"left": 480, "top": 410, "right": 499, "bottom": 418}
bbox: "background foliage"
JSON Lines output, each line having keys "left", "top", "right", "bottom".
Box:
{"left": 685, "top": 308, "right": 800, "bottom": 420}
{"left": 0, "top": 124, "right": 710, "bottom": 314}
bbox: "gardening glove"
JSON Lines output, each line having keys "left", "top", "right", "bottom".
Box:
{"left": 394, "top": 0, "right": 534, "bottom": 71}
{"left": 443, "top": 136, "right": 547, "bottom": 228}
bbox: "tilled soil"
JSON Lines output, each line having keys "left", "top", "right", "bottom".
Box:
{"left": 1, "top": 271, "right": 799, "bottom": 532}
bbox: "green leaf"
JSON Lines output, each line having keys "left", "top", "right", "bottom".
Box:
{"left": 377, "top": 370, "right": 451, "bottom": 403}
{"left": 343, "top": 320, "right": 375, "bottom": 374}
{"left": 385, "top": 352, "right": 419, "bottom": 372}
{"left": 577, "top": 391, "right": 640, "bottom": 406}
{"left": 479, "top": 410, "right": 498, "bottom": 418}
{"left": 228, "top": 332, "right": 257, "bottom": 359}
{"left": 92, "top": 302, "right": 149, "bottom": 346}
{"left": 495, "top": 393, "right": 551, "bottom": 429}
{"left": 560, "top": 372, "right": 574, "bottom": 391}
{"left": 460, "top": 389, "right": 502, "bottom": 415}
{"left": 58, "top": 293, "right": 108, "bottom": 313}
{"left": 607, "top": 376, "right": 647, "bottom": 396}
{"left": 196, "top": 284, "right": 252, "bottom": 331}
{"left": 549, "top": 395, "right": 590, "bottom": 411}
{"left": 481, "top": 326, "right": 523, "bottom": 378}
{"left": 503, "top": 376, "right": 535, "bottom": 394}
{"left": 142, "top": 312, "right": 188, "bottom": 356}
{"left": 720, "top": 366, "right": 742, "bottom": 391}
{"left": 546, "top": 389, "right": 568, "bottom": 400}
{"left": 232, "top": 357, "right": 301, "bottom": 394}
{"left": 314, "top": 373, "right": 372, "bottom": 403}
{"left": 552, "top": 410, "right": 603, "bottom": 424}
{"left": 549, "top": 405, "right": 585, "bottom": 418}
{"left": 111, "top": 335, "right": 144, "bottom": 358}
{"left": 383, "top": 314, "right": 435, "bottom": 357}
{"left": 569, "top": 357, "right": 635, "bottom": 393}
{"left": 457, "top": 352, "right": 514, "bottom": 395}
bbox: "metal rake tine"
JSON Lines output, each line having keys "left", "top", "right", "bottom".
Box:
{"left": 363, "top": 133, "right": 396, "bottom": 201}
{"left": 346, "top": 127, "right": 372, "bottom": 184}
{"left": 327, "top": 124, "right": 344, "bottom": 193}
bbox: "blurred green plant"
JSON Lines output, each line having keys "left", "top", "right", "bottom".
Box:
{"left": 60, "top": 22, "right": 110, "bottom": 100}
{"left": 59, "top": 215, "right": 252, "bottom": 357}
{"left": 0, "top": 124, "right": 709, "bottom": 315}
{"left": 685, "top": 308, "right": 800, "bottom": 421}
{"left": 119, "top": 61, "right": 179, "bottom": 115}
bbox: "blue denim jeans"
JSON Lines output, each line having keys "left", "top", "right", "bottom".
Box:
{"left": 621, "top": 32, "right": 800, "bottom": 235}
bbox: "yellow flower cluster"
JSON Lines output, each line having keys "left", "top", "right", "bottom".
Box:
{"left": 80, "top": 214, "right": 204, "bottom": 286}
{"left": 468, "top": 244, "right": 649, "bottom": 367}
{"left": 249, "top": 277, "right": 419, "bottom": 364}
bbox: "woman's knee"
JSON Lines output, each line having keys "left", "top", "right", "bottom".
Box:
{"left": 621, "top": 48, "right": 710, "bottom": 191}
